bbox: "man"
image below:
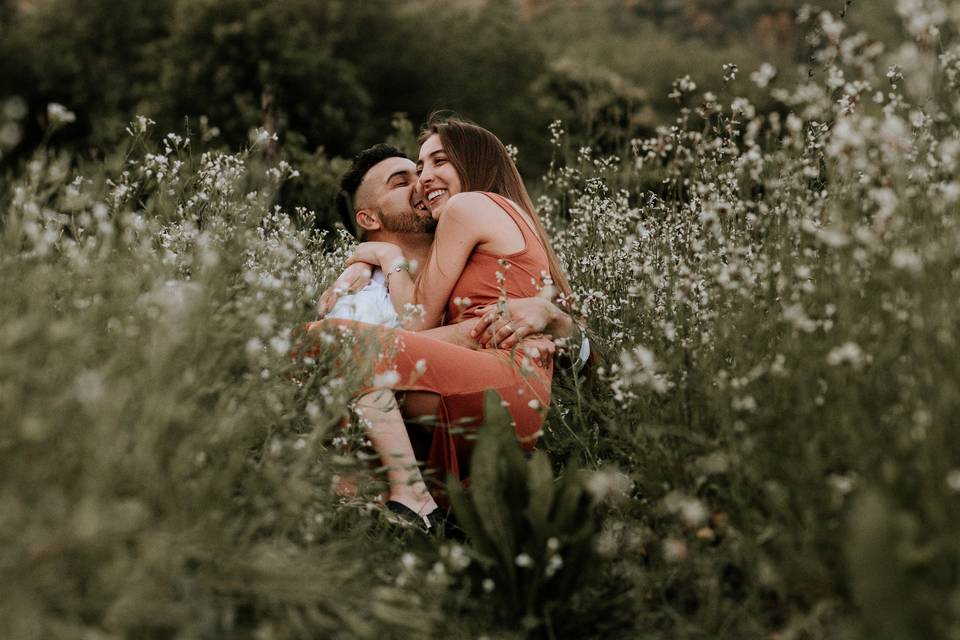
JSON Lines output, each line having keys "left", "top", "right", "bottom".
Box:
{"left": 320, "top": 143, "right": 589, "bottom": 361}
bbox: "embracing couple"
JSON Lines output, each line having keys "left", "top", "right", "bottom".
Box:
{"left": 310, "top": 117, "right": 589, "bottom": 530}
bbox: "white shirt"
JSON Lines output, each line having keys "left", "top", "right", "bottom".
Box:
{"left": 325, "top": 268, "right": 400, "bottom": 327}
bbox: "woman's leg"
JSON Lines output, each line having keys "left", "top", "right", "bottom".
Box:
{"left": 308, "top": 319, "right": 549, "bottom": 499}
{"left": 354, "top": 388, "right": 439, "bottom": 520}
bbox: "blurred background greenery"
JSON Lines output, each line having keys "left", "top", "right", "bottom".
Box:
{"left": 0, "top": 0, "right": 903, "bottom": 223}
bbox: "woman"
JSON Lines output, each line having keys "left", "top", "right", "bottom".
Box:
{"left": 318, "top": 117, "right": 574, "bottom": 526}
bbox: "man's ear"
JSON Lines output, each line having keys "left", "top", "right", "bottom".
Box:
{"left": 355, "top": 209, "right": 381, "bottom": 234}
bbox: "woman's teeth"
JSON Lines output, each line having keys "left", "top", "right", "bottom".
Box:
{"left": 427, "top": 189, "right": 446, "bottom": 202}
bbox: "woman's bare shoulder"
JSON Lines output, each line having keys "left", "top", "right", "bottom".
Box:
{"left": 445, "top": 191, "right": 502, "bottom": 220}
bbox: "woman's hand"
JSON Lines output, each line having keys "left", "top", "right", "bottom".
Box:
{"left": 518, "top": 334, "right": 556, "bottom": 368}
{"left": 471, "top": 297, "right": 564, "bottom": 349}
{"left": 345, "top": 241, "right": 404, "bottom": 271}
{"left": 316, "top": 262, "right": 372, "bottom": 317}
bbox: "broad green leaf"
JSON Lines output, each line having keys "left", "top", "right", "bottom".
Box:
{"left": 525, "top": 451, "right": 555, "bottom": 530}
{"left": 447, "top": 475, "right": 498, "bottom": 564}
{"left": 468, "top": 390, "right": 519, "bottom": 585}
{"left": 551, "top": 475, "right": 586, "bottom": 532}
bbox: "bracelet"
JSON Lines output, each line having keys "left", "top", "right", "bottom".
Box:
{"left": 384, "top": 260, "right": 411, "bottom": 291}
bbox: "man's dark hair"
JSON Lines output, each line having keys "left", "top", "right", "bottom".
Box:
{"left": 335, "top": 143, "right": 408, "bottom": 237}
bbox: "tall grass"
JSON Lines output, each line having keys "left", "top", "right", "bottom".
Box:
{"left": 2, "top": 5, "right": 960, "bottom": 638}
{"left": 0, "top": 125, "right": 444, "bottom": 638}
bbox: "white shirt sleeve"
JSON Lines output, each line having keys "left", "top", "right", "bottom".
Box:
{"left": 577, "top": 335, "right": 591, "bottom": 368}
{"left": 325, "top": 268, "right": 401, "bottom": 328}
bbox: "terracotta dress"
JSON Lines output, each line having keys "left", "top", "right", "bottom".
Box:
{"left": 309, "top": 192, "right": 554, "bottom": 490}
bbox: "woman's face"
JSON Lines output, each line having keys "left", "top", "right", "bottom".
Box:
{"left": 417, "top": 133, "right": 462, "bottom": 219}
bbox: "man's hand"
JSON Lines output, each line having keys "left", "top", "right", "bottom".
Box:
{"left": 316, "top": 262, "right": 372, "bottom": 317}
{"left": 471, "top": 297, "right": 571, "bottom": 349}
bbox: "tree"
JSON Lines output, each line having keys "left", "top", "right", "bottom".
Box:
{"left": 3, "top": 0, "right": 173, "bottom": 152}
{"left": 160, "top": 0, "right": 370, "bottom": 157}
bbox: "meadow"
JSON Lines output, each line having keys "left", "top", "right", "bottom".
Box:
{"left": 3, "top": 4, "right": 960, "bottom": 639}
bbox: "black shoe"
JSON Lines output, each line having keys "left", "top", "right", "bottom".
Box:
{"left": 426, "top": 508, "right": 446, "bottom": 533}
{"left": 425, "top": 508, "right": 466, "bottom": 539}
{"left": 385, "top": 500, "right": 431, "bottom": 530}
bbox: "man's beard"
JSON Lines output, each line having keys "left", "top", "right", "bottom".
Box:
{"left": 379, "top": 208, "right": 437, "bottom": 235}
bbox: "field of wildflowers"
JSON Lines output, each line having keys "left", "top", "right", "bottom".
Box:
{"left": 3, "top": 4, "right": 960, "bottom": 638}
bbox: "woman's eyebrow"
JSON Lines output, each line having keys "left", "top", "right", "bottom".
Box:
{"left": 415, "top": 150, "right": 442, "bottom": 170}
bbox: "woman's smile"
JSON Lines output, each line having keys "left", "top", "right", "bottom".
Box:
{"left": 417, "top": 133, "right": 462, "bottom": 218}
{"left": 425, "top": 187, "right": 449, "bottom": 210}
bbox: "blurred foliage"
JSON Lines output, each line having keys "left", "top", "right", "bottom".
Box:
{"left": 0, "top": 0, "right": 908, "bottom": 220}
{"left": 533, "top": 60, "right": 655, "bottom": 155}
{"left": 160, "top": 0, "right": 368, "bottom": 156}
{"left": 4, "top": 2, "right": 960, "bottom": 639}
{"left": 0, "top": 122, "right": 444, "bottom": 638}
{"left": 4, "top": 0, "right": 174, "bottom": 150}
{"left": 448, "top": 390, "right": 601, "bottom": 632}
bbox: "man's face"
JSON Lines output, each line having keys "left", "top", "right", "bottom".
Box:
{"left": 357, "top": 157, "right": 436, "bottom": 235}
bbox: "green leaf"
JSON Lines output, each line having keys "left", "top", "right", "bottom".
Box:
{"left": 466, "top": 390, "right": 519, "bottom": 585}
{"left": 447, "top": 475, "right": 498, "bottom": 564}
{"left": 551, "top": 466, "right": 587, "bottom": 532}
{"left": 847, "top": 489, "right": 919, "bottom": 640}
{"left": 525, "top": 451, "right": 555, "bottom": 531}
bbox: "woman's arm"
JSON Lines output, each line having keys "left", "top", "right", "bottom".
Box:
{"left": 379, "top": 193, "right": 492, "bottom": 331}
{"left": 344, "top": 241, "right": 407, "bottom": 292}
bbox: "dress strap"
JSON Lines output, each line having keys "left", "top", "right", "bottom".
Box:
{"left": 480, "top": 192, "right": 541, "bottom": 247}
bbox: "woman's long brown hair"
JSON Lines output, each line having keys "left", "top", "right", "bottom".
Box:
{"left": 419, "top": 115, "right": 574, "bottom": 305}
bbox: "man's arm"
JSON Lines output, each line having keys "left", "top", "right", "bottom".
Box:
{"left": 418, "top": 321, "right": 482, "bottom": 349}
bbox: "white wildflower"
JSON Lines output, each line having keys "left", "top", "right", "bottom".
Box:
{"left": 545, "top": 554, "right": 564, "bottom": 578}
{"left": 662, "top": 538, "right": 688, "bottom": 563}
{"left": 663, "top": 491, "right": 709, "bottom": 527}
{"left": 372, "top": 370, "right": 400, "bottom": 388}
{"left": 269, "top": 335, "right": 291, "bottom": 355}
{"left": 750, "top": 63, "right": 777, "bottom": 88}
{"left": 47, "top": 103, "right": 76, "bottom": 126}
{"left": 828, "top": 473, "right": 856, "bottom": 495}
{"left": 890, "top": 248, "right": 923, "bottom": 273}
{"left": 946, "top": 470, "right": 960, "bottom": 493}
{"left": 826, "top": 342, "right": 866, "bottom": 368}
{"left": 585, "top": 468, "right": 634, "bottom": 502}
